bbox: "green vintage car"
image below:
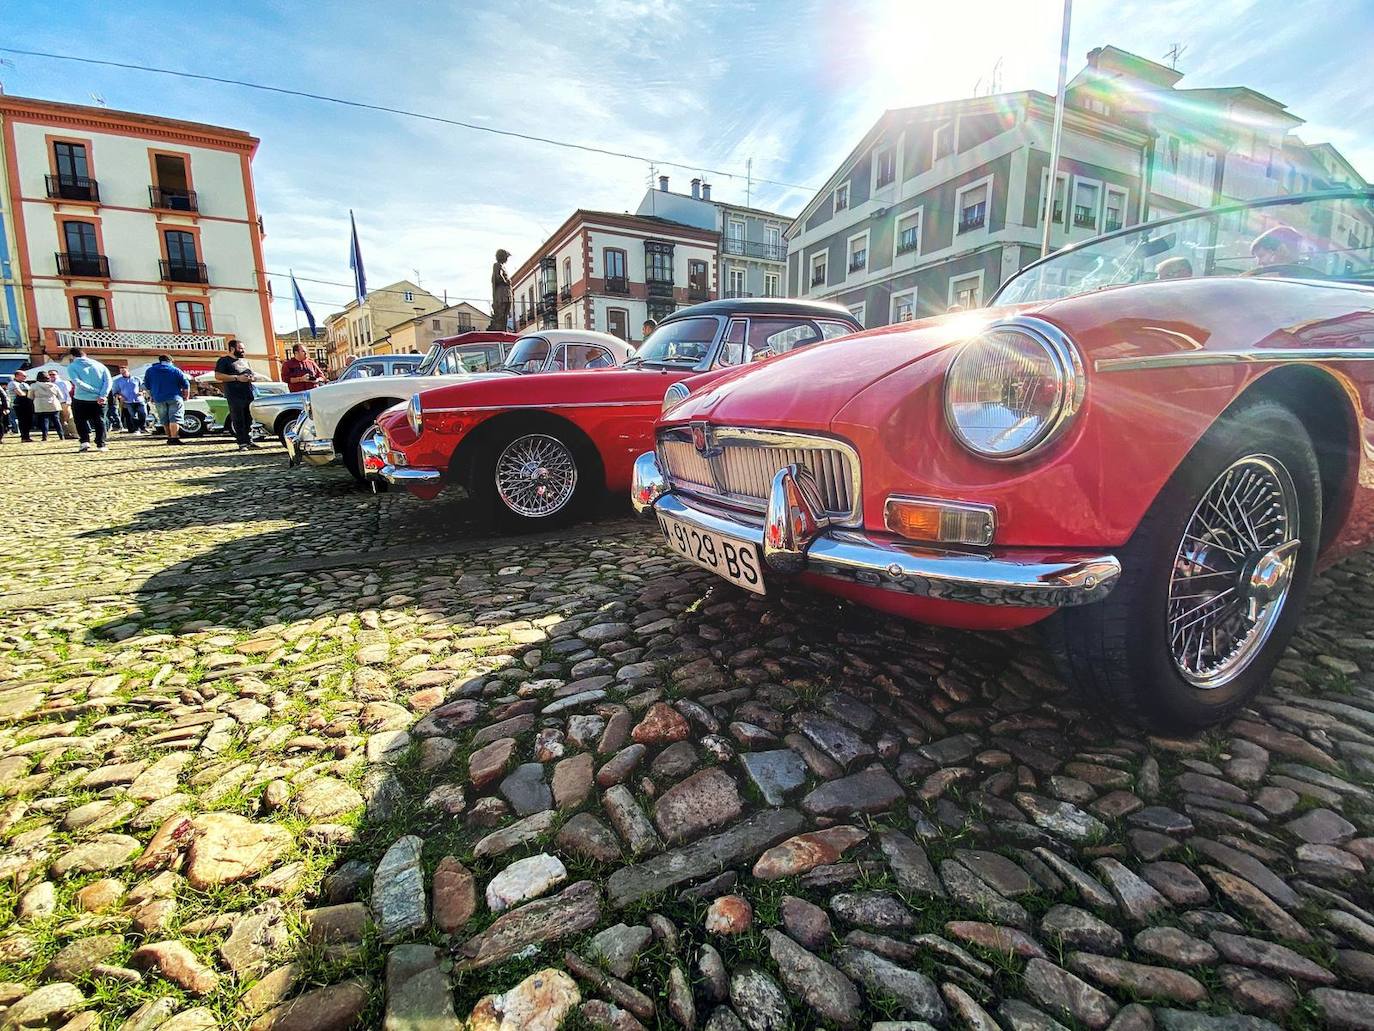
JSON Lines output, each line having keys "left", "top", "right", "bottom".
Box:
{"left": 169, "top": 382, "right": 289, "bottom": 437}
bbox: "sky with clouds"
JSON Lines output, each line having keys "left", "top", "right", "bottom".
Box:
{"left": 4, "top": 0, "right": 1371, "bottom": 333}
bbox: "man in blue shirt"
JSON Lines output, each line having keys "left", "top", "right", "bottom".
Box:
{"left": 112, "top": 365, "right": 148, "bottom": 434}
{"left": 65, "top": 346, "right": 114, "bottom": 452}
{"left": 143, "top": 354, "right": 192, "bottom": 446}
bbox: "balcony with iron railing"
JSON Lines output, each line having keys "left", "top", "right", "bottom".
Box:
{"left": 604, "top": 275, "right": 629, "bottom": 295}
{"left": 646, "top": 274, "right": 674, "bottom": 297}
{"left": 46, "top": 174, "right": 99, "bottom": 203}
{"left": 811, "top": 268, "right": 827, "bottom": 287}
{"left": 1073, "top": 206, "right": 1096, "bottom": 229}
{"left": 56, "top": 252, "right": 110, "bottom": 278}
{"left": 1052, "top": 204, "right": 1064, "bottom": 224}
{"left": 688, "top": 284, "right": 711, "bottom": 301}
{"left": 559, "top": 285, "right": 572, "bottom": 303}
{"left": 848, "top": 251, "right": 867, "bottom": 273}
{"left": 160, "top": 259, "right": 209, "bottom": 284}
{"left": 149, "top": 186, "right": 199, "bottom": 212}
{"left": 50, "top": 327, "right": 228, "bottom": 353}
{"left": 957, "top": 204, "right": 986, "bottom": 233}
{"left": 723, "top": 290, "right": 754, "bottom": 299}
{"left": 1104, "top": 218, "right": 1123, "bottom": 233}
{"left": 721, "top": 238, "right": 787, "bottom": 261}
{"left": 896, "top": 234, "right": 919, "bottom": 256}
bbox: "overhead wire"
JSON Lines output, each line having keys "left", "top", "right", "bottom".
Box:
{"left": 0, "top": 47, "right": 819, "bottom": 192}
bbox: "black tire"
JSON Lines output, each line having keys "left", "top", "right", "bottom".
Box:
{"left": 338, "top": 414, "right": 373, "bottom": 484}
{"left": 180, "top": 411, "right": 206, "bottom": 437}
{"left": 274, "top": 411, "right": 301, "bottom": 447}
{"left": 1053, "top": 398, "right": 1322, "bottom": 731}
{"left": 469, "top": 422, "right": 591, "bottom": 532}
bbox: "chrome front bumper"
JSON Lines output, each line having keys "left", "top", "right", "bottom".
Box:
{"left": 289, "top": 417, "right": 337, "bottom": 467}
{"left": 631, "top": 450, "right": 1120, "bottom": 608}
{"left": 379, "top": 464, "right": 442, "bottom": 485}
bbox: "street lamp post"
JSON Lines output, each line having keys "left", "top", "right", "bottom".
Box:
{"left": 1042, "top": 0, "right": 1073, "bottom": 258}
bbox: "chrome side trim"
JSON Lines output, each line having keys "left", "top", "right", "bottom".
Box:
{"left": 1095, "top": 348, "right": 1374, "bottom": 373}
{"left": 420, "top": 399, "right": 660, "bottom": 414}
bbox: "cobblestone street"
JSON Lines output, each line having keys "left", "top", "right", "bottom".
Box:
{"left": 3, "top": 437, "right": 1374, "bottom": 1030}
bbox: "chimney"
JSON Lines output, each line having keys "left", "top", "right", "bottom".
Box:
{"left": 691, "top": 178, "right": 701, "bottom": 199}
{"left": 702, "top": 181, "right": 711, "bottom": 201}
{"left": 658, "top": 175, "right": 669, "bottom": 192}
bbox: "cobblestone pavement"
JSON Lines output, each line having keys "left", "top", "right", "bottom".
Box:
{"left": 3, "top": 436, "right": 1374, "bottom": 1030}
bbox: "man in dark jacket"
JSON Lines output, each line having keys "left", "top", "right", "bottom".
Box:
{"left": 214, "top": 338, "right": 258, "bottom": 450}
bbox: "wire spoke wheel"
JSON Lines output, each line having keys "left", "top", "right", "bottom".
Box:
{"left": 1167, "top": 454, "right": 1300, "bottom": 689}
{"left": 494, "top": 433, "right": 578, "bottom": 518}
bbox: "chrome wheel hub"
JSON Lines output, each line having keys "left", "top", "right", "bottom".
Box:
{"left": 495, "top": 434, "right": 578, "bottom": 518}
{"left": 1168, "top": 455, "right": 1299, "bottom": 689}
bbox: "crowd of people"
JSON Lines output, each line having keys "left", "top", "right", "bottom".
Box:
{"left": 0, "top": 340, "right": 251, "bottom": 450}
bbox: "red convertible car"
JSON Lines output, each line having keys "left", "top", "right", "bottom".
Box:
{"left": 375, "top": 299, "right": 861, "bottom": 526}
{"left": 633, "top": 191, "right": 1374, "bottom": 729}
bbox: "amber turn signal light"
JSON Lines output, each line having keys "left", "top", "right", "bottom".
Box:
{"left": 884, "top": 496, "right": 995, "bottom": 546}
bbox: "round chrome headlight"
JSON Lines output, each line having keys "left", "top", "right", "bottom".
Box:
{"left": 662, "top": 381, "right": 691, "bottom": 414}
{"left": 406, "top": 393, "right": 423, "bottom": 435}
{"left": 944, "top": 317, "right": 1083, "bottom": 460}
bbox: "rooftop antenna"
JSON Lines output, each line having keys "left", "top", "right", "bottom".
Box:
{"left": 89, "top": 92, "right": 107, "bottom": 107}
{"left": 991, "top": 57, "right": 1003, "bottom": 94}
{"left": 1164, "top": 43, "right": 1187, "bottom": 70}
{"left": 746, "top": 157, "right": 752, "bottom": 208}
{"left": 0, "top": 58, "right": 14, "bottom": 94}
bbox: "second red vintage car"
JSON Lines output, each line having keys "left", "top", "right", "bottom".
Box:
{"left": 634, "top": 191, "right": 1374, "bottom": 730}
{"left": 375, "top": 299, "right": 861, "bottom": 526}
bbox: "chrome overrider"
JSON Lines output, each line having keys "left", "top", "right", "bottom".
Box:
{"left": 631, "top": 450, "right": 1122, "bottom": 608}
{"left": 358, "top": 426, "right": 388, "bottom": 480}
{"left": 289, "top": 415, "right": 340, "bottom": 467}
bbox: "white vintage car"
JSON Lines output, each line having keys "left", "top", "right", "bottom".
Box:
{"left": 287, "top": 329, "right": 633, "bottom": 482}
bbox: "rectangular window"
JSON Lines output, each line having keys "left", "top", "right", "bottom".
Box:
{"left": 932, "top": 122, "right": 954, "bottom": 163}
{"left": 403, "top": 290, "right": 414, "bottom": 302}
{"left": 957, "top": 181, "right": 988, "bottom": 233}
{"left": 847, "top": 232, "right": 868, "bottom": 273}
{"left": 727, "top": 218, "right": 745, "bottom": 242}
{"left": 165, "top": 230, "right": 198, "bottom": 265}
{"left": 74, "top": 295, "right": 108, "bottom": 329}
{"left": 689, "top": 259, "right": 710, "bottom": 296}
{"left": 63, "top": 221, "right": 98, "bottom": 257}
{"left": 432, "top": 319, "right": 442, "bottom": 330}
{"left": 848, "top": 302, "right": 866, "bottom": 326}
{"left": 834, "top": 183, "right": 849, "bottom": 211}
{"left": 563, "top": 257, "right": 572, "bottom": 290}
{"left": 1073, "top": 180, "right": 1100, "bottom": 229}
{"left": 728, "top": 267, "right": 746, "bottom": 297}
{"left": 174, "top": 300, "right": 208, "bottom": 333}
{"left": 949, "top": 271, "right": 983, "bottom": 310}
{"left": 895, "top": 210, "right": 922, "bottom": 257}
{"left": 606, "top": 307, "right": 628, "bottom": 341}
{"left": 151, "top": 153, "right": 194, "bottom": 210}
{"left": 1104, "top": 187, "right": 1127, "bottom": 232}
{"left": 810, "top": 252, "right": 827, "bottom": 289}
{"left": 646, "top": 244, "right": 673, "bottom": 282}
{"left": 891, "top": 289, "right": 916, "bottom": 323}
{"left": 765, "top": 225, "right": 782, "bottom": 259}
{"left": 874, "top": 146, "right": 896, "bottom": 189}
{"left": 763, "top": 271, "right": 780, "bottom": 297}
{"left": 1040, "top": 171, "right": 1068, "bottom": 224}
{"left": 54, "top": 141, "right": 90, "bottom": 181}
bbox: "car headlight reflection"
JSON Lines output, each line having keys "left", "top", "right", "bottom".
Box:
{"left": 944, "top": 317, "right": 1084, "bottom": 460}
{"left": 661, "top": 381, "right": 691, "bottom": 414}
{"left": 407, "top": 393, "right": 423, "bottom": 435}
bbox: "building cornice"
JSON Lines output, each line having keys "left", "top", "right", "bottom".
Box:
{"left": 0, "top": 95, "right": 260, "bottom": 154}
{"left": 513, "top": 209, "right": 719, "bottom": 282}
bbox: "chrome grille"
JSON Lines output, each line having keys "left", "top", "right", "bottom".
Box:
{"left": 658, "top": 426, "right": 861, "bottom": 524}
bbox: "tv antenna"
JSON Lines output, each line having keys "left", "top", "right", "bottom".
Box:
{"left": 89, "top": 92, "right": 107, "bottom": 107}
{"left": 1163, "top": 43, "right": 1187, "bottom": 70}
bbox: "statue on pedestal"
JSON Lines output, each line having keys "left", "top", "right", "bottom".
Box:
{"left": 488, "top": 249, "right": 512, "bottom": 331}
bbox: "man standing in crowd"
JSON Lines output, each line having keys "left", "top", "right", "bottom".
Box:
{"left": 53, "top": 373, "right": 76, "bottom": 438}
{"left": 112, "top": 365, "right": 148, "bottom": 433}
{"left": 30, "top": 372, "right": 64, "bottom": 440}
{"left": 66, "top": 346, "right": 113, "bottom": 452}
{"left": 144, "top": 353, "right": 191, "bottom": 446}
{"left": 281, "top": 343, "right": 324, "bottom": 393}
{"left": 8, "top": 369, "right": 34, "bottom": 442}
{"left": 642, "top": 318, "right": 657, "bottom": 341}
{"left": 214, "top": 338, "right": 258, "bottom": 450}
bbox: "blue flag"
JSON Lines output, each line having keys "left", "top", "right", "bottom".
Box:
{"left": 290, "top": 271, "right": 317, "bottom": 337}
{"left": 349, "top": 210, "right": 367, "bottom": 305}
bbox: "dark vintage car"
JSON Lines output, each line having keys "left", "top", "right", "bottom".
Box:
{"left": 634, "top": 191, "right": 1374, "bottom": 729}
{"left": 375, "top": 299, "right": 862, "bottom": 527}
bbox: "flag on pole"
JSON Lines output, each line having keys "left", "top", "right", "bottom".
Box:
{"left": 290, "top": 271, "right": 317, "bottom": 337}
{"left": 348, "top": 210, "right": 367, "bottom": 305}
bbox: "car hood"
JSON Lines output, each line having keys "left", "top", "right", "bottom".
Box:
{"left": 662, "top": 309, "right": 1006, "bottom": 430}
{"left": 309, "top": 370, "right": 513, "bottom": 418}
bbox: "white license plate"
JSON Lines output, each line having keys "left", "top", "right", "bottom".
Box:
{"left": 659, "top": 514, "right": 766, "bottom": 595}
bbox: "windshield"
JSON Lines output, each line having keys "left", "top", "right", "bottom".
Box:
{"left": 630, "top": 317, "right": 719, "bottom": 367}
{"left": 415, "top": 343, "right": 443, "bottom": 376}
{"left": 997, "top": 192, "right": 1374, "bottom": 305}
{"left": 504, "top": 336, "right": 551, "bottom": 372}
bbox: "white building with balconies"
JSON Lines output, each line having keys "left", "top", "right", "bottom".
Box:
{"left": 0, "top": 94, "right": 277, "bottom": 376}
